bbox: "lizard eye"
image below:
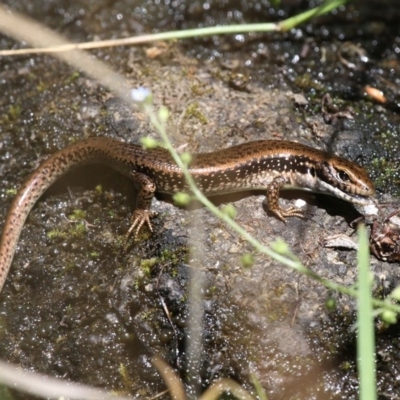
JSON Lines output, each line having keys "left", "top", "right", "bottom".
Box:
{"left": 337, "top": 169, "right": 350, "bottom": 182}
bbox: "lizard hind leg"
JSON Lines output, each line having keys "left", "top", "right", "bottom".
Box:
{"left": 124, "top": 209, "right": 157, "bottom": 246}
{"left": 124, "top": 171, "right": 157, "bottom": 247}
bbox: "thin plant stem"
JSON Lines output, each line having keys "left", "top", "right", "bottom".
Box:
{"left": 0, "top": 0, "right": 348, "bottom": 56}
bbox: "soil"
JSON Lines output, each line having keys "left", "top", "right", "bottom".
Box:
{"left": 0, "top": 1, "right": 399, "bottom": 399}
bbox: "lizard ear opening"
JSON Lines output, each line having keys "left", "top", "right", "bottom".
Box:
{"left": 317, "top": 161, "right": 338, "bottom": 186}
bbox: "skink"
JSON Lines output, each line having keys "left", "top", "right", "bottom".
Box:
{"left": 0, "top": 137, "right": 375, "bottom": 292}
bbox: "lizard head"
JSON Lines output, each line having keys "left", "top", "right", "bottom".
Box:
{"left": 316, "top": 157, "right": 375, "bottom": 205}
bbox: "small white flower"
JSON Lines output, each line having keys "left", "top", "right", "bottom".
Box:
{"left": 130, "top": 87, "right": 151, "bottom": 103}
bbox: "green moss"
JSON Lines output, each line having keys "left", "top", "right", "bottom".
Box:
{"left": 250, "top": 118, "right": 265, "bottom": 130}
{"left": 140, "top": 258, "right": 158, "bottom": 275}
{"left": 340, "top": 361, "right": 352, "bottom": 371}
{"left": 68, "top": 209, "right": 86, "bottom": 221}
{"left": 36, "top": 81, "right": 48, "bottom": 92}
{"left": 273, "top": 284, "right": 286, "bottom": 298}
{"left": 294, "top": 73, "right": 325, "bottom": 92}
{"left": 160, "top": 247, "right": 188, "bottom": 270}
{"left": 65, "top": 71, "right": 80, "bottom": 83}
{"left": 184, "top": 103, "right": 208, "bottom": 124}
{"left": 140, "top": 310, "right": 155, "bottom": 322}
{"left": 221, "top": 263, "right": 231, "bottom": 272}
{"left": 209, "top": 233, "right": 218, "bottom": 244}
{"left": 207, "top": 286, "right": 217, "bottom": 295}
{"left": 114, "top": 234, "right": 127, "bottom": 249}
{"left": 47, "top": 229, "right": 68, "bottom": 240}
{"left": 266, "top": 303, "right": 290, "bottom": 321}
{"left": 5, "top": 188, "right": 17, "bottom": 196}
{"left": 371, "top": 157, "right": 399, "bottom": 187}
{"left": 70, "top": 222, "right": 87, "bottom": 238}
{"left": 62, "top": 258, "right": 79, "bottom": 273}
{"left": 190, "top": 83, "right": 212, "bottom": 96}
{"left": 0, "top": 104, "right": 22, "bottom": 124}
{"left": 8, "top": 105, "right": 21, "bottom": 121}
{"left": 47, "top": 221, "right": 87, "bottom": 241}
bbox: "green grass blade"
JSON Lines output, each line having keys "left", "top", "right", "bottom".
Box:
{"left": 279, "top": 0, "right": 349, "bottom": 31}
{"left": 357, "top": 224, "right": 376, "bottom": 400}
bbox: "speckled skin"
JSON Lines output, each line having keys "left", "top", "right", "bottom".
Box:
{"left": 0, "top": 137, "right": 375, "bottom": 292}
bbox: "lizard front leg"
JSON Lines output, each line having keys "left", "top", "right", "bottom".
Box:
{"left": 266, "top": 176, "right": 305, "bottom": 221}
